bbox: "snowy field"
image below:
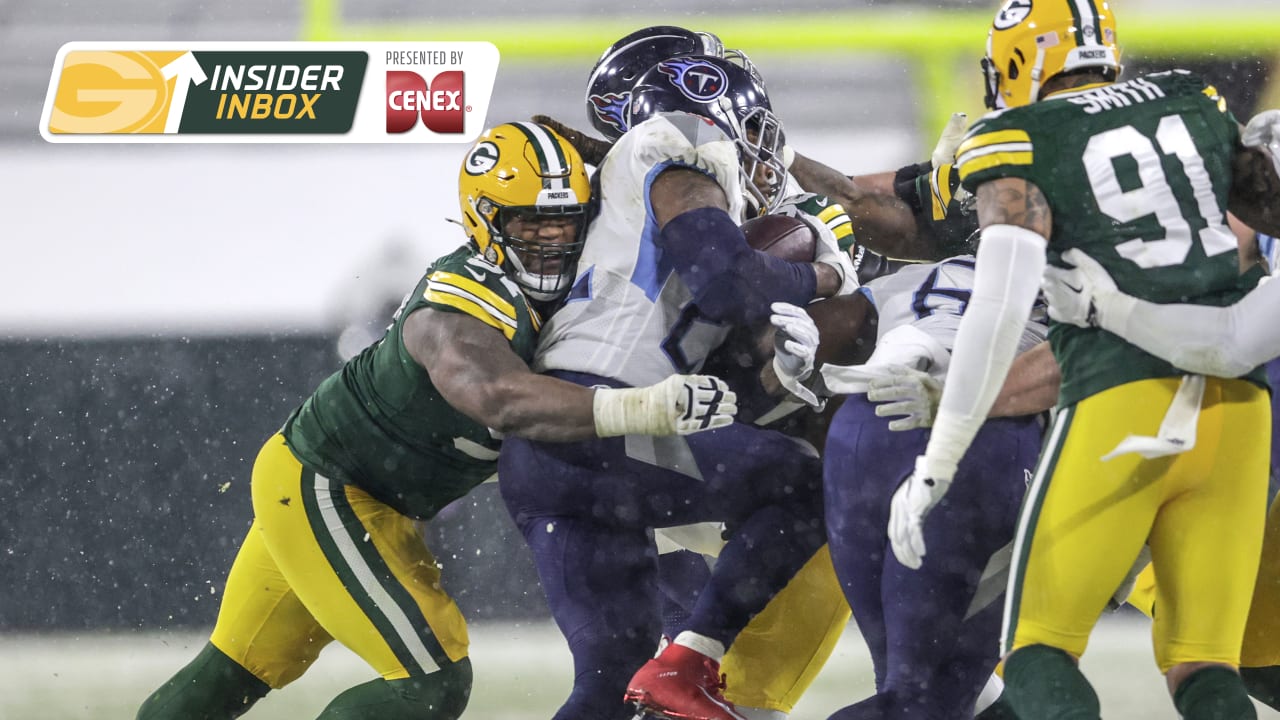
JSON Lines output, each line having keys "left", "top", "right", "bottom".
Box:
{"left": 3, "top": 614, "right": 1277, "bottom": 719}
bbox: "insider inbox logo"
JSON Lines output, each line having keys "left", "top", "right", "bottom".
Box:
{"left": 41, "top": 42, "right": 500, "bottom": 143}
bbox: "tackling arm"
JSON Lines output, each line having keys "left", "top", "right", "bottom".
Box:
{"left": 1044, "top": 248, "right": 1280, "bottom": 378}
{"left": 988, "top": 340, "right": 1060, "bottom": 418}
{"left": 789, "top": 154, "right": 937, "bottom": 260}
{"left": 404, "top": 307, "right": 737, "bottom": 440}
{"left": 405, "top": 307, "right": 597, "bottom": 441}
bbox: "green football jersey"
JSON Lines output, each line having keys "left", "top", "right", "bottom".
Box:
{"left": 282, "top": 245, "right": 544, "bottom": 519}
{"left": 956, "top": 70, "right": 1263, "bottom": 405}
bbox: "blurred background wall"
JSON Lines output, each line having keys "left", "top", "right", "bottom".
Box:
{"left": 1, "top": 0, "right": 1278, "bottom": 631}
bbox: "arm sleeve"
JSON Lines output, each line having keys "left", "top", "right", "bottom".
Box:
{"left": 921, "top": 224, "right": 1047, "bottom": 477}
{"left": 657, "top": 206, "right": 818, "bottom": 325}
{"left": 1110, "top": 276, "right": 1280, "bottom": 377}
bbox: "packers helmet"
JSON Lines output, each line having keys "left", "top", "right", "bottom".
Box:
{"left": 458, "top": 122, "right": 591, "bottom": 302}
{"left": 982, "top": 0, "right": 1121, "bottom": 110}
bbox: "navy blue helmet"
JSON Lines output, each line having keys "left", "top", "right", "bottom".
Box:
{"left": 585, "top": 26, "right": 723, "bottom": 141}
{"left": 585, "top": 25, "right": 765, "bottom": 143}
{"left": 629, "top": 55, "right": 787, "bottom": 213}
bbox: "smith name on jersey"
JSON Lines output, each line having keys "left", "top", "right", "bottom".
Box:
{"left": 956, "top": 70, "right": 1267, "bottom": 405}
{"left": 282, "top": 246, "right": 542, "bottom": 520}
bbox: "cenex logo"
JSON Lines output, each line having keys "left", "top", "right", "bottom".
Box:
{"left": 386, "top": 70, "right": 466, "bottom": 133}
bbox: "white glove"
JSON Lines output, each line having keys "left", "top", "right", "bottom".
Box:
{"left": 770, "top": 302, "right": 824, "bottom": 408}
{"left": 776, "top": 197, "right": 859, "bottom": 297}
{"left": 811, "top": 223, "right": 859, "bottom": 297}
{"left": 888, "top": 455, "right": 956, "bottom": 569}
{"left": 1041, "top": 248, "right": 1134, "bottom": 330}
{"left": 1243, "top": 109, "right": 1280, "bottom": 180}
{"left": 867, "top": 365, "right": 944, "bottom": 431}
{"left": 931, "top": 112, "right": 968, "bottom": 168}
{"left": 593, "top": 374, "right": 738, "bottom": 437}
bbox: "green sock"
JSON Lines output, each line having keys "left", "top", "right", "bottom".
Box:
{"left": 1003, "top": 645, "right": 1100, "bottom": 720}
{"left": 975, "top": 693, "right": 1023, "bottom": 720}
{"left": 1240, "top": 665, "right": 1280, "bottom": 711}
{"left": 136, "top": 642, "right": 270, "bottom": 720}
{"left": 318, "top": 657, "right": 472, "bottom": 720}
{"left": 1175, "top": 666, "right": 1257, "bottom": 720}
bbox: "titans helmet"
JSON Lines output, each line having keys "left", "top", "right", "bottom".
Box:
{"left": 458, "top": 122, "right": 592, "bottom": 302}
{"left": 629, "top": 55, "right": 787, "bottom": 214}
{"left": 982, "top": 0, "right": 1121, "bottom": 110}
{"left": 585, "top": 25, "right": 764, "bottom": 141}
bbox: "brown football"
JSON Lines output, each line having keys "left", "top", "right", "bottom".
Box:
{"left": 741, "top": 213, "right": 817, "bottom": 263}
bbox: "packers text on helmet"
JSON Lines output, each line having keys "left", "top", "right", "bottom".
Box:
{"left": 458, "top": 122, "right": 592, "bottom": 302}
{"left": 982, "top": 0, "right": 1121, "bottom": 110}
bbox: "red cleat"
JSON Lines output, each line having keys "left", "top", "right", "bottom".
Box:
{"left": 623, "top": 642, "right": 746, "bottom": 720}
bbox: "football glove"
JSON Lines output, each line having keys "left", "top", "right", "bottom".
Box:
{"left": 776, "top": 195, "right": 859, "bottom": 296}
{"left": 593, "top": 374, "right": 737, "bottom": 437}
{"left": 931, "top": 112, "right": 968, "bottom": 168}
{"left": 770, "top": 302, "right": 824, "bottom": 408}
{"left": 867, "top": 365, "right": 944, "bottom": 431}
{"left": 888, "top": 455, "right": 956, "bottom": 569}
{"left": 1041, "top": 248, "right": 1134, "bottom": 331}
{"left": 1243, "top": 109, "right": 1280, "bottom": 181}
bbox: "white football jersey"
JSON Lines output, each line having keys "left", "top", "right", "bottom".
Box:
{"left": 534, "top": 112, "right": 750, "bottom": 386}
{"left": 1260, "top": 233, "right": 1278, "bottom": 276}
{"left": 861, "top": 256, "right": 1049, "bottom": 381}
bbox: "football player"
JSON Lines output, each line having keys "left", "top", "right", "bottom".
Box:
{"left": 1038, "top": 109, "right": 1280, "bottom": 711}
{"left": 769, "top": 248, "right": 1053, "bottom": 718}
{"left": 889, "top": 1, "right": 1280, "bottom": 717}
{"left": 497, "top": 55, "right": 859, "bottom": 720}
{"left": 135, "top": 122, "right": 736, "bottom": 720}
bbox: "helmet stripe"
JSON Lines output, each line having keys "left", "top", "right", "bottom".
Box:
{"left": 511, "top": 121, "right": 569, "bottom": 190}
{"left": 1070, "top": 0, "right": 1103, "bottom": 47}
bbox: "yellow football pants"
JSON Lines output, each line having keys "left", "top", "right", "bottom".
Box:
{"left": 1006, "top": 377, "right": 1269, "bottom": 672}
{"left": 1128, "top": 490, "right": 1280, "bottom": 668}
{"left": 210, "top": 434, "right": 469, "bottom": 688}
{"left": 722, "top": 545, "right": 851, "bottom": 713}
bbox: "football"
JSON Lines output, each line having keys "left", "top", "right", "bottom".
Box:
{"left": 741, "top": 213, "right": 817, "bottom": 263}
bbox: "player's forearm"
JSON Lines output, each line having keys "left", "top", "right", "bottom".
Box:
{"left": 660, "top": 207, "right": 817, "bottom": 324}
{"left": 1107, "top": 279, "right": 1280, "bottom": 377}
{"left": 789, "top": 153, "right": 933, "bottom": 259}
{"left": 989, "top": 341, "right": 1060, "bottom": 417}
{"left": 457, "top": 373, "right": 599, "bottom": 442}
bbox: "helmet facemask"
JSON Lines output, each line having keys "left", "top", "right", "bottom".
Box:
{"left": 473, "top": 196, "right": 588, "bottom": 303}
{"left": 733, "top": 105, "right": 788, "bottom": 215}
{"left": 458, "top": 122, "right": 592, "bottom": 303}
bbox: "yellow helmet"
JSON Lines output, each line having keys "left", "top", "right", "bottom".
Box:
{"left": 982, "top": 0, "right": 1121, "bottom": 110}
{"left": 458, "top": 122, "right": 592, "bottom": 301}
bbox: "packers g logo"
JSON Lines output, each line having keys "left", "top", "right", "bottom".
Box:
{"left": 464, "top": 141, "right": 499, "bottom": 175}
{"left": 49, "top": 51, "right": 185, "bottom": 134}
{"left": 993, "top": 0, "right": 1033, "bottom": 30}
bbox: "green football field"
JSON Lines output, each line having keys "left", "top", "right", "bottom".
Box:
{"left": 3, "top": 614, "right": 1276, "bottom": 719}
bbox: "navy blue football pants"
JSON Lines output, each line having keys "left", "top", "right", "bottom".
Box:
{"left": 823, "top": 394, "right": 1043, "bottom": 720}
{"left": 499, "top": 372, "right": 826, "bottom": 720}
